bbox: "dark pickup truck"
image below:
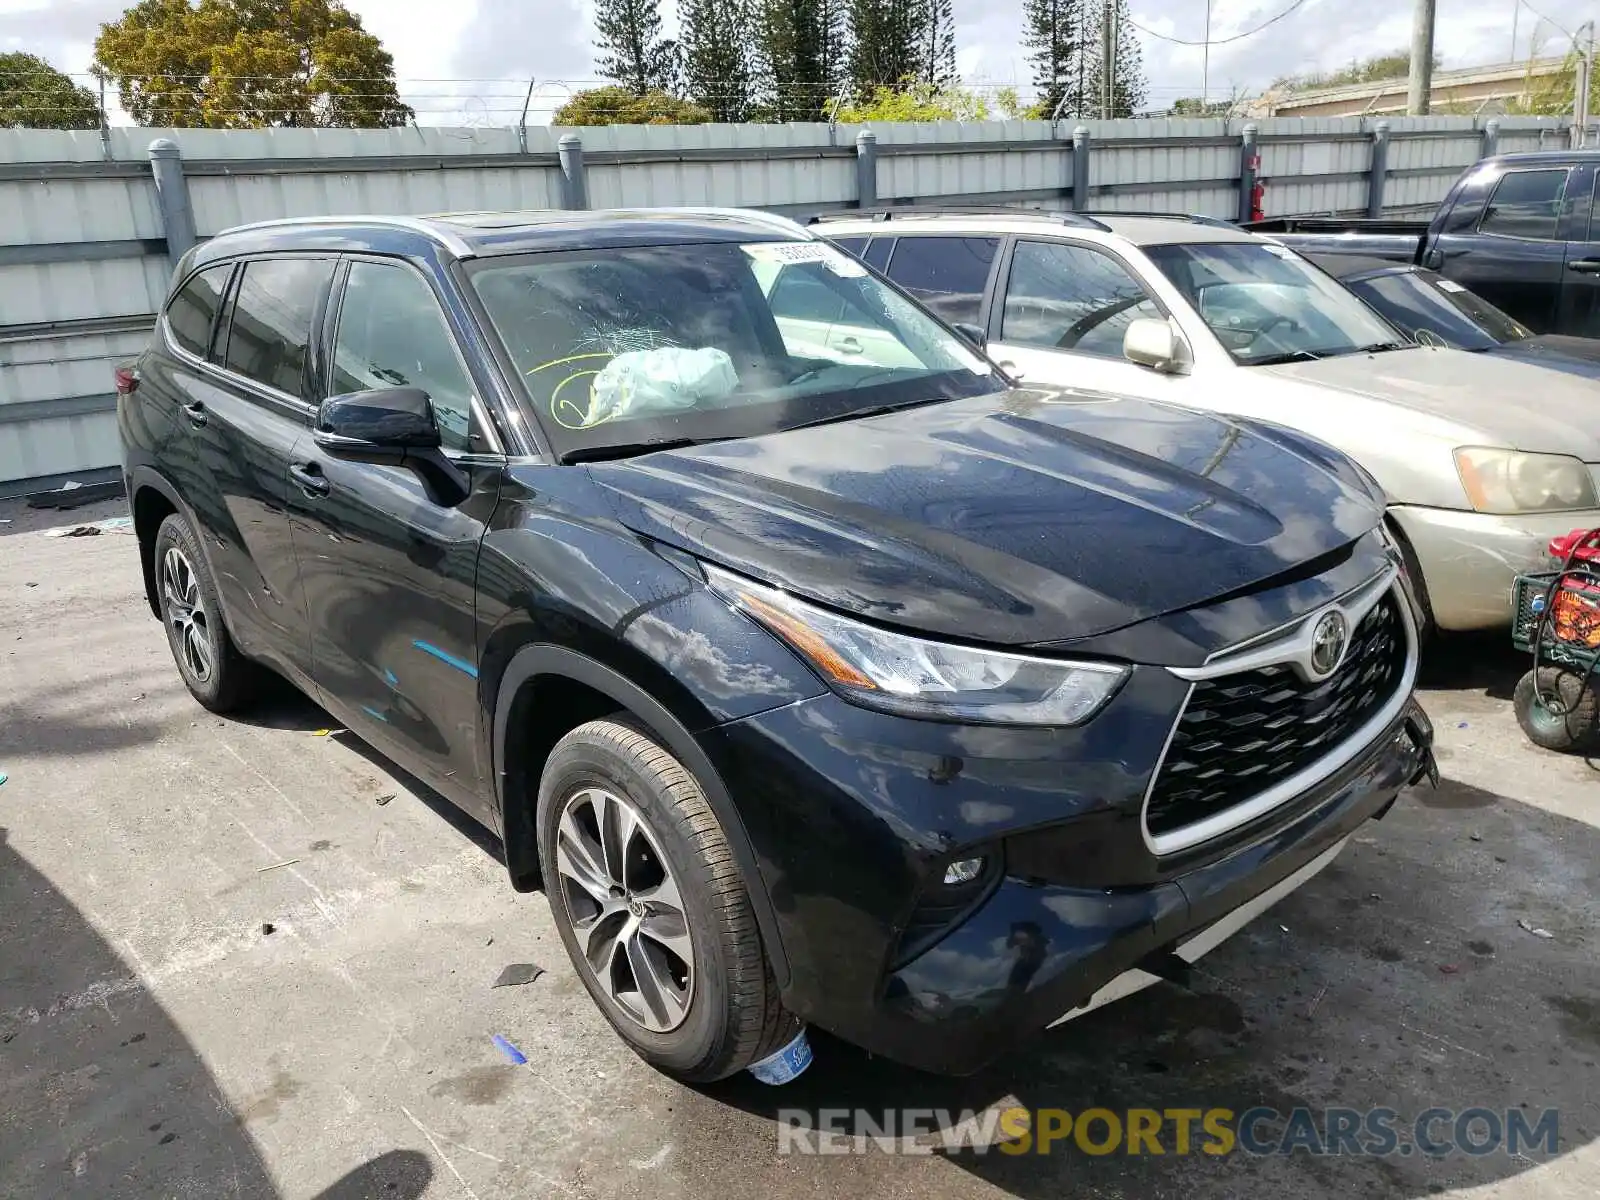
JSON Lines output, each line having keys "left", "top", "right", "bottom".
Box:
{"left": 1247, "top": 151, "right": 1600, "bottom": 337}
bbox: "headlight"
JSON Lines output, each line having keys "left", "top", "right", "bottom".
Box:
{"left": 705, "top": 565, "right": 1127, "bottom": 725}
{"left": 1453, "top": 447, "right": 1598, "bottom": 515}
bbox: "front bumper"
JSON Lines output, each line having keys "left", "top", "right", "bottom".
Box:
{"left": 703, "top": 684, "right": 1435, "bottom": 1076}
{"left": 1389, "top": 503, "right": 1600, "bottom": 631}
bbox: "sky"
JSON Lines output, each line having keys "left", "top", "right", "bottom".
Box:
{"left": 3, "top": 0, "right": 1598, "bottom": 123}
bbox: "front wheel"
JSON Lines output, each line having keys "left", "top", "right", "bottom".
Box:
{"left": 537, "top": 718, "right": 798, "bottom": 1082}
{"left": 1514, "top": 667, "right": 1600, "bottom": 753}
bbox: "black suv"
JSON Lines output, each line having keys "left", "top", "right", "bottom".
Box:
{"left": 120, "top": 209, "right": 1435, "bottom": 1080}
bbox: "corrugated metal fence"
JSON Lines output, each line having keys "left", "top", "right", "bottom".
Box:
{"left": 0, "top": 113, "right": 1566, "bottom": 493}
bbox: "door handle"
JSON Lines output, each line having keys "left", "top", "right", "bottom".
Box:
{"left": 289, "top": 462, "right": 331, "bottom": 498}
{"left": 182, "top": 401, "right": 207, "bottom": 428}
{"left": 837, "top": 335, "right": 863, "bottom": 355}
{"left": 1569, "top": 258, "right": 1600, "bottom": 274}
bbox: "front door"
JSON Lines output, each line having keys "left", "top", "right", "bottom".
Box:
{"left": 1432, "top": 165, "right": 1571, "bottom": 333}
{"left": 287, "top": 257, "right": 502, "bottom": 818}
{"left": 985, "top": 238, "right": 1185, "bottom": 403}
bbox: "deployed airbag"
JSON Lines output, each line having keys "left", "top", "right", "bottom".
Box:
{"left": 583, "top": 346, "right": 738, "bottom": 426}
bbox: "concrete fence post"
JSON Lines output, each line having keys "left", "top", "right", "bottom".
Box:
{"left": 1481, "top": 118, "right": 1500, "bottom": 159}
{"left": 1367, "top": 121, "right": 1391, "bottom": 219}
{"left": 147, "top": 138, "right": 197, "bottom": 267}
{"left": 558, "top": 134, "right": 588, "bottom": 210}
{"left": 1237, "top": 124, "right": 1259, "bottom": 223}
{"left": 1071, "top": 126, "right": 1091, "bottom": 211}
{"left": 855, "top": 130, "right": 878, "bottom": 210}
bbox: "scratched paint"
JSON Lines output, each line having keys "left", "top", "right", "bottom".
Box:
{"left": 412, "top": 640, "right": 479, "bottom": 679}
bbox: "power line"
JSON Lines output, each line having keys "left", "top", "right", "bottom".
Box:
{"left": 1126, "top": 0, "right": 1314, "bottom": 47}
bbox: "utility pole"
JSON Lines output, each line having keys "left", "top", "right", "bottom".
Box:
{"left": 1407, "top": 0, "right": 1436, "bottom": 115}
{"left": 1575, "top": 23, "right": 1595, "bottom": 148}
{"left": 1202, "top": 0, "right": 1213, "bottom": 109}
{"left": 1100, "top": 0, "right": 1118, "bottom": 119}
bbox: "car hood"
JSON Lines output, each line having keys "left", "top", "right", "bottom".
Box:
{"left": 1258, "top": 347, "right": 1600, "bottom": 458}
{"left": 586, "top": 389, "right": 1383, "bottom": 647}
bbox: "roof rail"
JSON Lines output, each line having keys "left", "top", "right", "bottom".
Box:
{"left": 1080, "top": 210, "right": 1238, "bottom": 229}
{"left": 808, "top": 206, "right": 1111, "bottom": 231}
{"left": 215, "top": 213, "right": 475, "bottom": 257}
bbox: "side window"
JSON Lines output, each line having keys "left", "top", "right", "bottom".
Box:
{"left": 222, "top": 257, "right": 334, "bottom": 397}
{"left": 883, "top": 236, "right": 1000, "bottom": 325}
{"left": 1479, "top": 169, "right": 1568, "bottom": 240}
{"left": 165, "top": 265, "right": 231, "bottom": 360}
{"left": 1001, "top": 240, "right": 1161, "bottom": 357}
{"left": 332, "top": 261, "right": 479, "bottom": 452}
{"left": 862, "top": 237, "right": 893, "bottom": 271}
{"left": 830, "top": 236, "right": 868, "bottom": 260}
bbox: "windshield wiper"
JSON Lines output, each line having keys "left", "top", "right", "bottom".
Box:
{"left": 562, "top": 436, "right": 729, "bottom": 464}
{"left": 1351, "top": 341, "right": 1412, "bottom": 354}
{"left": 1246, "top": 349, "right": 1325, "bottom": 365}
{"left": 782, "top": 395, "right": 951, "bottom": 433}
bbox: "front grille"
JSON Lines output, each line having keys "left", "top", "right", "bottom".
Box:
{"left": 1146, "top": 592, "right": 1408, "bottom": 839}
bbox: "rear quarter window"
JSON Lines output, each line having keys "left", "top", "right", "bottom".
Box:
{"left": 165, "top": 265, "right": 231, "bottom": 359}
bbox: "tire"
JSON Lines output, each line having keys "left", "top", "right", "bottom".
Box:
{"left": 1513, "top": 667, "right": 1600, "bottom": 753}
{"left": 152, "top": 513, "right": 258, "bottom": 713}
{"left": 537, "top": 718, "right": 798, "bottom": 1082}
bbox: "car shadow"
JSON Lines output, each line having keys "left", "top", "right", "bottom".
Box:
{"left": 0, "top": 825, "right": 433, "bottom": 1199}
{"left": 684, "top": 778, "right": 1600, "bottom": 1196}
{"left": 1419, "top": 632, "right": 1526, "bottom": 700}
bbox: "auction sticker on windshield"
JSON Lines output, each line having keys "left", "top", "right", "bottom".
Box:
{"left": 743, "top": 241, "right": 868, "bottom": 277}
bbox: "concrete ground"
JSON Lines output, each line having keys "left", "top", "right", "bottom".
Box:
{"left": 2, "top": 494, "right": 1597, "bottom": 1200}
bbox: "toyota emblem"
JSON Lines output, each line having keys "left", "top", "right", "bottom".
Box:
{"left": 1309, "top": 610, "right": 1350, "bottom": 678}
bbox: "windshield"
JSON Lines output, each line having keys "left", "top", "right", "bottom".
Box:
{"left": 1351, "top": 270, "right": 1531, "bottom": 349}
{"left": 470, "top": 240, "right": 999, "bottom": 460}
{"left": 1144, "top": 241, "right": 1405, "bottom": 365}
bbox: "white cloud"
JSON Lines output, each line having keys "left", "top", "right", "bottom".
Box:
{"left": 3, "top": 0, "right": 1597, "bottom": 120}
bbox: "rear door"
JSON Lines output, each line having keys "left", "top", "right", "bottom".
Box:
{"left": 1556, "top": 163, "right": 1600, "bottom": 336}
{"left": 161, "top": 256, "right": 330, "bottom": 684}
{"left": 286, "top": 256, "right": 503, "bottom": 818}
{"left": 878, "top": 234, "right": 1001, "bottom": 330}
{"left": 1431, "top": 165, "right": 1571, "bottom": 332}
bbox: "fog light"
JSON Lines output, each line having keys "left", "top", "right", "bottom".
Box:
{"left": 943, "top": 858, "right": 984, "bottom": 885}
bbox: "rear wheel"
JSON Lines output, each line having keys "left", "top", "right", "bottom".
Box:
{"left": 1514, "top": 667, "right": 1600, "bottom": 753}
{"left": 537, "top": 718, "right": 797, "bottom": 1082}
{"left": 153, "top": 514, "right": 257, "bottom": 713}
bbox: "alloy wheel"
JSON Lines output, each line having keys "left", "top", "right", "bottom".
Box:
{"left": 554, "top": 787, "right": 695, "bottom": 1033}
{"left": 161, "top": 546, "right": 214, "bottom": 683}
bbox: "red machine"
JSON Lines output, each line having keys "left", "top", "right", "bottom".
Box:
{"left": 1510, "top": 527, "right": 1600, "bottom": 752}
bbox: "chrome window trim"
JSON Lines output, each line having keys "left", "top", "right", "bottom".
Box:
{"left": 1141, "top": 567, "right": 1416, "bottom": 857}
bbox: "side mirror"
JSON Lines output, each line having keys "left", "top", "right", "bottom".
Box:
{"left": 314, "top": 387, "right": 469, "bottom": 507}
{"left": 315, "top": 387, "right": 440, "bottom": 459}
{"left": 1123, "top": 317, "right": 1186, "bottom": 374}
{"left": 951, "top": 321, "right": 986, "bottom": 348}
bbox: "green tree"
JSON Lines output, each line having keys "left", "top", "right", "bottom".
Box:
{"left": 1274, "top": 50, "right": 1437, "bottom": 93}
{"left": 827, "top": 79, "right": 991, "bottom": 122}
{"left": 554, "top": 86, "right": 711, "bottom": 125}
{"left": 93, "top": 0, "right": 410, "bottom": 128}
{"left": 0, "top": 52, "right": 102, "bottom": 129}
{"left": 1022, "top": 0, "right": 1084, "bottom": 119}
{"left": 681, "top": 0, "right": 755, "bottom": 120}
{"left": 754, "top": 0, "right": 845, "bottom": 121}
{"left": 594, "top": 0, "right": 680, "bottom": 95}
{"left": 847, "top": 0, "right": 921, "bottom": 95}
{"left": 1083, "top": 0, "right": 1145, "bottom": 117}
{"left": 917, "top": 0, "right": 956, "bottom": 89}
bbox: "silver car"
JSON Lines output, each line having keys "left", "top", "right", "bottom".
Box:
{"left": 818, "top": 211, "right": 1600, "bottom": 633}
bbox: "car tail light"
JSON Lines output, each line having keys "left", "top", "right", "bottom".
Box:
{"left": 114, "top": 365, "right": 139, "bottom": 395}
